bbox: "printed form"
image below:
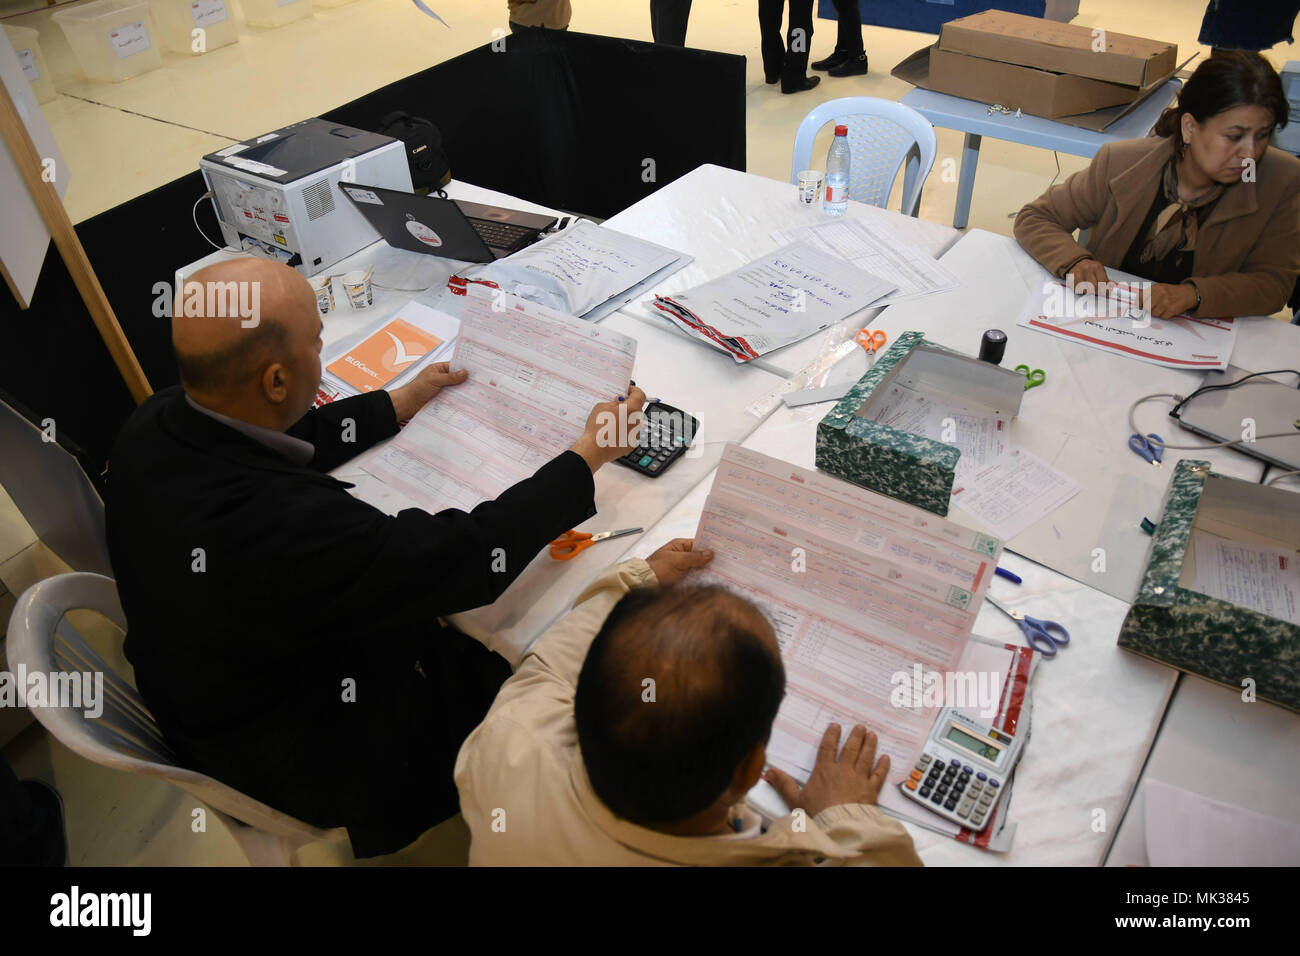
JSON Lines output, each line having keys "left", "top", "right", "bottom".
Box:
{"left": 865, "top": 382, "right": 1008, "bottom": 482}
{"left": 358, "top": 286, "right": 636, "bottom": 514}
{"left": 693, "top": 446, "right": 1002, "bottom": 787}
{"left": 771, "top": 217, "right": 959, "bottom": 303}
{"left": 1018, "top": 273, "right": 1237, "bottom": 371}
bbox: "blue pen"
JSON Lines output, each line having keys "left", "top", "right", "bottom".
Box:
{"left": 994, "top": 567, "right": 1022, "bottom": 584}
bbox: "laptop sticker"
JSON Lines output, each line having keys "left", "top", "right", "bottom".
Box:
{"left": 405, "top": 219, "right": 443, "bottom": 247}
{"left": 345, "top": 188, "right": 384, "bottom": 205}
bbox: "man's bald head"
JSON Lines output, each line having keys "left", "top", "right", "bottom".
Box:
{"left": 172, "top": 258, "right": 323, "bottom": 429}
{"left": 575, "top": 585, "right": 785, "bottom": 826}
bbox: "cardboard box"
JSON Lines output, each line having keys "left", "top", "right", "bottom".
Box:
{"left": 1117, "top": 461, "right": 1300, "bottom": 713}
{"left": 939, "top": 10, "right": 1176, "bottom": 88}
{"left": 815, "top": 331, "right": 1024, "bottom": 516}
{"left": 930, "top": 46, "right": 1141, "bottom": 118}
{"left": 891, "top": 44, "right": 1180, "bottom": 132}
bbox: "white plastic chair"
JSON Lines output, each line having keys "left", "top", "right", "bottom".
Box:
{"left": 790, "top": 97, "right": 938, "bottom": 217}
{"left": 5, "top": 572, "right": 348, "bottom": 866}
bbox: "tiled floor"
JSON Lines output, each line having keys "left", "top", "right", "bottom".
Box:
{"left": 1, "top": 0, "right": 1296, "bottom": 865}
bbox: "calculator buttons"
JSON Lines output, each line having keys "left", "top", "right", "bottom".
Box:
{"left": 909, "top": 769, "right": 923, "bottom": 782}
{"left": 963, "top": 765, "right": 973, "bottom": 774}
{"left": 949, "top": 759, "right": 961, "bottom": 767}
{"left": 978, "top": 793, "right": 992, "bottom": 807}
{"left": 648, "top": 462, "right": 661, "bottom": 471}
{"left": 919, "top": 786, "right": 931, "bottom": 798}
{"left": 919, "top": 755, "right": 932, "bottom": 765}
{"left": 638, "top": 455, "right": 653, "bottom": 467}
{"left": 989, "top": 778, "right": 1000, "bottom": 788}
{"left": 976, "top": 772, "right": 987, "bottom": 781}
{"left": 930, "top": 793, "right": 943, "bottom": 804}
{"left": 905, "top": 779, "right": 918, "bottom": 791}
{"left": 958, "top": 801, "right": 973, "bottom": 817}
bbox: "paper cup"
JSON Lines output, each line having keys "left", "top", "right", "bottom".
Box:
{"left": 797, "top": 169, "right": 823, "bottom": 207}
{"left": 311, "top": 274, "right": 335, "bottom": 314}
{"left": 342, "top": 269, "right": 374, "bottom": 310}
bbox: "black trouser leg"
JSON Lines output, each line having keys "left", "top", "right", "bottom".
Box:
{"left": 783, "top": 0, "right": 814, "bottom": 87}
{"left": 0, "top": 756, "right": 56, "bottom": 865}
{"left": 650, "top": 0, "right": 693, "bottom": 45}
{"left": 833, "top": 0, "right": 864, "bottom": 56}
{"left": 757, "top": 0, "right": 786, "bottom": 81}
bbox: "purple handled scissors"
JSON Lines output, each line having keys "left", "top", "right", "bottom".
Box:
{"left": 985, "top": 595, "right": 1070, "bottom": 658}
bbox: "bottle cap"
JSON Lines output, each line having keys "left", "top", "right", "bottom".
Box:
{"left": 834, "top": 124, "right": 848, "bottom": 136}
{"left": 979, "top": 329, "right": 1007, "bottom": 364}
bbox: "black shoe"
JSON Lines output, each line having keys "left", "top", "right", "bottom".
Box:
{"left": 765, "top": 73, "right": 780, "bottom": 85}
{"left": 828, "top": 52, "right": 869, "bottom": 77}
{"left": 781, "top": 75, "right": 820, "bottom": 94}
{"left": 811, "top": 50, "right": 849, "bottom": 72}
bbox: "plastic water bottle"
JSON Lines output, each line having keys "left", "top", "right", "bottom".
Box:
{"left": 823, "top": 124, "right": 851, "bottom": 217}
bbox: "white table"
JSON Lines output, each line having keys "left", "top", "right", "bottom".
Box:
{"left": 602, "top": 163, "right": 961, "bottom": 378}
{"left": 900, "top": 79, "right": 1181, "bottom": 228}
{"left": 1104, "top": 675, "right": 1300, "bottom": 866}
{"left": 856, "top": 228, "right": 1299, "bottom": 604}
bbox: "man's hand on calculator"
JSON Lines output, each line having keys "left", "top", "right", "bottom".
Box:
{"left": 763, "top": 723, "right": 890, "bottom": 818}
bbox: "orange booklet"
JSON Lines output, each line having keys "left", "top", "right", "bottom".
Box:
{"left": 326, "top": 318, "right": 443, "bottom": 392}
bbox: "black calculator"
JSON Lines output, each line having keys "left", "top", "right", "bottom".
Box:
{"left": 615, "top": 401, "right": 699, "bottom": 477}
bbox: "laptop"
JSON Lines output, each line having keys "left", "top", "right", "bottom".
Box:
{"left": 339, "top": 181, "right": 558, "bottom": 262}
{"left": 1171, "top": 365, "right": 1300, "bottom": 473}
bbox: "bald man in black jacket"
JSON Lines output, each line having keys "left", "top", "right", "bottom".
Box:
{"left": 105, "top": 258, "right": 643, "bottom": 858}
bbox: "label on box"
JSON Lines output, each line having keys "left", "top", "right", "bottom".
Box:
{"left": 255, "top": 132, "right": 279, "bottom": 143}
{"left": 215, "top": 143, "right": 248, "bottom": 156}
{"left": 189, "top": 0, "right": 229, "bottom": 27}
{"left": 225, "top": 156, "right": 287, "bottom": 176}
{"left": 108, "top": 21, "right": 152, "bottom": 59}
{"left": 16, "top": 48, "right": 39, "bottom": 82}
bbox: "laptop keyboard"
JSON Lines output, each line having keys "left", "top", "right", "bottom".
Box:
{"left": 467, "top": 218, "right": 537, "bottom": 251}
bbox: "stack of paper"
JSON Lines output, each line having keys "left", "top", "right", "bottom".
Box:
{"left": 692, "top": 445, "right": 1002, "bottom": 790}
{"left": 466, "top": 221, "right": 690, "bottom": 321}
{"left": 652, "top": 241, "right": 896, "bottom": 362}
{"left": 355, "top": 286, "right": 636, "bottom": 514}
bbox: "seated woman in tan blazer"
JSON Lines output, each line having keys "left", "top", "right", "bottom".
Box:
{"left": 1015, "top": 52, "right": 1300, "bottom": 319}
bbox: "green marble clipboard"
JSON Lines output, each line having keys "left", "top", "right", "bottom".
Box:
{"left": 1117, "top": 460, "right": 1300, "bottom": 713}
{"left": 815, "top": 330, "right": 1023, "bottom": 515}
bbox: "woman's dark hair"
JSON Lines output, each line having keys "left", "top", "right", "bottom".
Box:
{"left": 1153, "top": 50, "right": 1289, "bottom": 138}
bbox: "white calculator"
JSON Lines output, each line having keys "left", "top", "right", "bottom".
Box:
{"left": 900, "top": 708, "right": 1025, "bottom": 832}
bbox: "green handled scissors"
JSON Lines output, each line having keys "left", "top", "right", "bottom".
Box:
{"left": 1014, "top": 364, "right": 1046, "bottom": 390}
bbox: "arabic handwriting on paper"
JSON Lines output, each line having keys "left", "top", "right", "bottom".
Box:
{"left": 864, "top": 383, "right": 1008, "bottom": 480}
{"left": 654, "top": 241, "right": 896, "bottom": 362}
{"left": 358, "top": 286, "right": 636, "bottom": 513}
{"left": 693, "top": 446, "right": 1000, "bottom": 787}
{"left": 771, "top": 217, "right": 959, "bottom": 302}
{"left": 1019, "top": 276, "right": 1237, "bottom": 370}
{"left": 1190, "top": 530, "right": 1300, "bottom": 627}
{"left": 951, "top": 447, "right": 1081, "bottom": 542}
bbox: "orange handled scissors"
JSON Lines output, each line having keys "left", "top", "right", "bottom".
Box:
{"left": 549, "top": 527, "right": 644, "bottom": 560}
{"left": 855, "top": 328, "right": 887, "bottom": 363}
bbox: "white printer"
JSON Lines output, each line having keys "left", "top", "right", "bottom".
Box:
{"left": 200, "top": 118, "right": 412, "bottom": 276}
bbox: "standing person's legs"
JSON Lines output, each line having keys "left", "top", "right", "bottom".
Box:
{"left": 835, "top": 0, "right": 864, "bottom": 56}
{"left": 758, "top": 0, "right": 786, "bottom": 84}
{"left": 650, "top": 0, "right": 693, "bottom": 46}
{"left": 781, "top": 0, "right": 816, "bottom": 92}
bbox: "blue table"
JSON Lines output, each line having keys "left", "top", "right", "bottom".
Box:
{"left": 901, "top": 79, "right": 1181, "bottom": 229}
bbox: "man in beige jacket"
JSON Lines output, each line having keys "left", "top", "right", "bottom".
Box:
{"left": 454, "top": 539, "right": 923, "bottom": 866}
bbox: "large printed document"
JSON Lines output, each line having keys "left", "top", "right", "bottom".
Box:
{"left": 357, "top": 286, "right": 636, "bottom": 514}
{"left": 692, "top": 446, "right": 1002, "bottom": 788}
{"left": 652, "top": 241, "right": 895, "bottom": 363}
{"left": 1018, "top": 271, "right": 1238, "bottom": 371}
{"left": 468, "top": 221, "right": 688, "bottom": 321}
{"left": 771, "top": 217, "right": 959, "bottom": 303}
